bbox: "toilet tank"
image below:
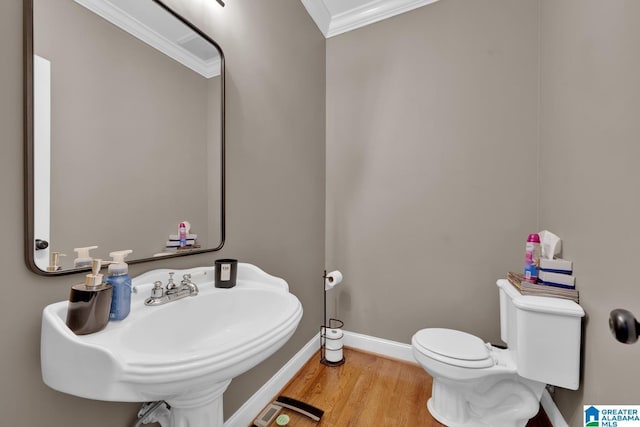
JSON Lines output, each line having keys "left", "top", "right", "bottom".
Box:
{"left": 497, "top": 279, "right": 584, "bottom": 390}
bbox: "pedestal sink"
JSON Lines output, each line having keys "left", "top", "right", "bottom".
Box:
{"left": 41, "top": 263, "right": 303, "bottom": 426}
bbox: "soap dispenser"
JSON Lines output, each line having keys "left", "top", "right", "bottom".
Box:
{"left": 46, "top": 251, "right": 65, "bottom": 272}
{"left": 105, "top": 249, "right": 133, "bottom": 321}
{"left": 65, "top": 259, "right": 113, "bottom": 335}
{"left": 73, "top": 245, "right": 98, "bottom": 268}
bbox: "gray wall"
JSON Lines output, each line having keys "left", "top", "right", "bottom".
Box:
{"left": 326, "top": 0, "right": 539, "bottom": 344}
{"left": 6, "top": 0, "right": 640, "bottom": 425}
{"left": 539, "top": 0, "right": 640, "bottom": 424}
{"left": 0, "top": 0, "right": 325, "bottom": 425}
{"left": 327, "top": 0, "right": 640, "bottom": 425}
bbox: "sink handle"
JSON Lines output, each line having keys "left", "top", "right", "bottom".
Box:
{"left": 166, "top": 272, "right": 177, "bottom": 290}
{"left": 151, "top": 281, "right": 164, "bottom": 298}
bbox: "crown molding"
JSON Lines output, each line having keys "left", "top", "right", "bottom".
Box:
{"left": 300, "top": 0, "right": 332, "bottom": 36}
{"left": 74, "top": 0, "right": 220, "bottom": 78}
{"left": 302, "top": 0, "right": 441, "bottom": 38}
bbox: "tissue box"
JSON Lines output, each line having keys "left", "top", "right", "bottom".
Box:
{"left": 168, "top": 233, "right": 198, "bottom": 240}
{"left": 538, "top": 270, "right": 576, "bottom": 288}
{"left": 166, "top": 239, "right": 196, "bottom": 248}
{"left": 539, "top": 258, "right": 573, "bottom": 274}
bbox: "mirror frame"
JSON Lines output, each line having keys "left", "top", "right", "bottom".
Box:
{"left": 23, "top": 0, "right": 226, "bottom": 276}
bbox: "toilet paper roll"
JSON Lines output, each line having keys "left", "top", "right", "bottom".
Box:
{"left": 324, "top": 270, "right": 343, "bottom": 290}
{"left": 325, "top": 347, "right": 343, "bottom": 363}
{"left": 325, "top": 328, "right": 344, "bottom": 350}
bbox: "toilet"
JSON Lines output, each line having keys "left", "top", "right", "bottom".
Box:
{"left": 412, "top": 279, "right": 584, "bottom": 427}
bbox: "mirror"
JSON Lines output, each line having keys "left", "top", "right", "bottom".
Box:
{"left": 24, "top": 0, "right": 225, "bottom": 275}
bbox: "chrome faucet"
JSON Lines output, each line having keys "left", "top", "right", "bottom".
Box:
{"left": 179, "top": 273, "right": 199, "bottom": 295}
{"left": 145, "top": 272, "right": 199, "bottom": 306}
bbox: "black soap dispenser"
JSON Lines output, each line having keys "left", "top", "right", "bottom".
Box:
{"left": 65, "top": 259, "right": 113, "bottom": 335}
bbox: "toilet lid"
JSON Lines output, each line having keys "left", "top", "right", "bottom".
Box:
{"left": 414, "top": 328, "right": 491, "bottom": 362}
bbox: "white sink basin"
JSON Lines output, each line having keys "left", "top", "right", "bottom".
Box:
{"left": 41, "top": 263, "right": 303, "bottom": 426}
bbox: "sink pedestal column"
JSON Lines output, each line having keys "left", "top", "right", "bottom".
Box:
{"left": 165, "top": 380, "right": 231, "bottom": 427}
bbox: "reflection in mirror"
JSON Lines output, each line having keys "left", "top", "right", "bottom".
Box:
{"left": 25, "top": 0, "right": 225, "bottom": 275}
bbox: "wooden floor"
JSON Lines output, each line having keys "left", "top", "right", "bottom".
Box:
{"left": 253, "top": 347, "right": 551, "bottom": 427}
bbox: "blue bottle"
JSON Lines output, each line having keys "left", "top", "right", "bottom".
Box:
{"left": 106, "top": 249, "right": 133, "bottom": 321}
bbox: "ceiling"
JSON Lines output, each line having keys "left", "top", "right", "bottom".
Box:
{"left": 301, "top": 0, "right": 441, "bottom": 38}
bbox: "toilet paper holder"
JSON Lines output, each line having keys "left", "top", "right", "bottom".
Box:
{"left": 320, "top": 270, "right": 345, "bottom": 366}
{"left": 320, "top": 319, "right": 345, "bottom": 366}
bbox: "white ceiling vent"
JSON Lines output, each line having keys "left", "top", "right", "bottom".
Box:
{"left": 177, "top": 33, "right": 218, "bottom": 62}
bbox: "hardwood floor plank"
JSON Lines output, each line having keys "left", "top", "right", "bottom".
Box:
{"left": 253, "top": 347, "right": 551, "bottom": 427}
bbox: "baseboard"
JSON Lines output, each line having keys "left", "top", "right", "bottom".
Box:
{"left": 342, "top": 330, "right": 415, "bottom": 363}
{"left": 541, "top": 389, "right": 568, "bottom": 427}
{"left": 225, "top": 330, "right": 569, "bottom": 427}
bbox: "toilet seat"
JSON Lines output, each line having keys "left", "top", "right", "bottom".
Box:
{"left": 413, "top": 328, "right": 494, "bottom": 369}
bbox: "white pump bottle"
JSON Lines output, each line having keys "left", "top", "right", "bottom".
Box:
{"left": 73, "top": 245, "right": 98, "bottom": 268}
{"left": 106, "top": 249, "right": 133, "bottom": 321}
